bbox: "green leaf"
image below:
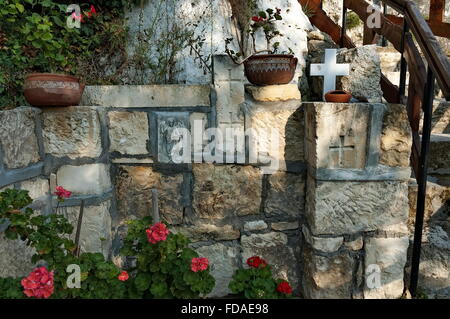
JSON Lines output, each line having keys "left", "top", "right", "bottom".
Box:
{"left": 15, "top": 4, "right": 24, "bottom": 13}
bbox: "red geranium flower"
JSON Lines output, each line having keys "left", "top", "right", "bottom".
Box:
{"left": 54, "top": 186, "right": 72, "bottom": 200}
{"left": 118, "top": 271, "right": 129, "bottom": 281}
{"left": 87, "top": 5, "right": 97, "bottom": 18}
{"left": 71, "top": 12, "right": 84, "bottom": 23}
{"left": 246, "top": 256, "right": 267, "bottom": 268}
{"left": 21, "top": 267, "right": 54, "bottom": 299}
{"left": 277, "top": 281, "right": 292, "bottom": 294}
{"left": 146, "top": 222, "right": 170, "bottom": 244}
{"left": 191, "top": 257, "right": 209, "bottom": 272}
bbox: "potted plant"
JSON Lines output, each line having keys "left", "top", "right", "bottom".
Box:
{"left": 22, "top": 7, "right": 95, "bottom": 107}
{"left": 324, "top": 90, "right": 352, "bottom": 103}
{"left": 225, "top": 7, "right": 297, "bottom": 86}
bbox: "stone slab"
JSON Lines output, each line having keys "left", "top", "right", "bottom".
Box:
{"left": 306, "top": 177, "right": 409, "bottom": 235}
{"left": 81, "top": 85, "right": 211, "bottom": 107}
{"left": 246, "top": 84, "right": 301, "bottom": 102}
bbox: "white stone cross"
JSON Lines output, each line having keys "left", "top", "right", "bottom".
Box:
{"left": 310, "top": 49, "right": 350, "bottom": 99}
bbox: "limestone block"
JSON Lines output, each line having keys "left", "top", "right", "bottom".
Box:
{"left": 215, "top": 80, "right": 245, "bottom": 125}
{"left": 0, "top": 107, "right": 40, "bottom": 169}
{"left": 364, "top": 236, "right": 409, "bottom": 299}
{"left": 192, "top": 164, "right": 262, "bottom": 219}
{"left": 42, "top": 107, "right": 102, "bottom": 159}
{"left": 108, "top": 111, "right": 149, "bottom": 155}
{"left": 57, "top": 164, "right": 111, "bottom": 195}
{"left": 302, "top": 246, "right": 354, "bottom": 299}
{"left": 271, "top": 221, "right": 299, "bottom": 231}
{"left": 246, "top": 101, "right": 304, "bottom": 166}
{"left": 265, "top": 172, "right": 305, "bottom": 218}
{"left": 195, "top": 243, "right": 239, "bottom": 298}
{"left": 302, "top": 225, "right": 343, "bottom": 253}
{"left": 19, "top": 177, "right": 49, "bottom": 200}
{"left": 305, "top": 102, "right": 369, "bottom": 169}
{"left": 241, "top": 232, "right": 299, "bottom": 291}
{"left": 115, "top": 166, "right": 184, "bottom": 225}
{"left": 246, "top": 84, "right": 301, "bottom": 102}
{"left": 244, "top": 220, "right": 268, "bottom": 232}
{"left": 306, "top": 177, "right": 409, "bottom": 235}
{"left": 59, "top": 201, "right": 112, "bottom": 259}
{"left": 379, "top": 104, "right": 412, "bottom": 167}
{"left": 81, "top": 85, "right": 211, "bottom": 107}
{"left": 0, "top": 234, "right": 36, "bottom": 278}
{"left": 174, "top": 223, "right": 240, "bottom": 242}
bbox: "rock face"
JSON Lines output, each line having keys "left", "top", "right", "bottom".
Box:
{"left": 307, "top": 179, "right": 409, "bottom": 235}
{"left": 265, "top": 172, "right": 305, "bottom": 218}
{"left": 0, "top": 234, "right": 36, "bottom": 278}
{"left": 115, "top": 166, "right": 185, "bottom": 225}
{"left": 195, "top": 243, "right": 240, "bottom": 297}
{"left": 241, "top": 232, "right": 299, "bottom": 290}
{"left": 302, "top": 247, "right": 354, "bottom": 299}
{"left": 379, "top": 104, "right": 412, "bottom": 167}
{"left": 108, "top": 111, "right": 149, "bottom": 155}
{"left": 59, "top": 201, "right": 112, "bottom": 259}
{"left": 192, "top": 164, "right": 262, "bottom": 219}
{"left": 0, "top": 107, "right": 40, "bottom": 169}
{"left": 42, "top": 107, "right": 102, "bottom": 159}
{"left": 336, "top": 45, "right": 383, "bottom": 103}
{"left": 57, "top": 164, "right": 111, "bottom": 196}
{"left": 364, "top": 237, "right": 409, "bottom": 299}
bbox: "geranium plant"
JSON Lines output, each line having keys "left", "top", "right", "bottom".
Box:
{"left": 0, "top": 188, "right": 216, "bottom": 299}
{"left": 229, "top": 256, "right": 293, "bottom": 299}
{"left": 121, "top": 218, "right": 215, "bottom": 298}
{"left": 225, "top": 7, "right": 291, "bottom": 64}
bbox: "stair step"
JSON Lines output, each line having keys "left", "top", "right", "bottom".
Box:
{"left": 428, "top": 133, "right": 450, "bottom": 186}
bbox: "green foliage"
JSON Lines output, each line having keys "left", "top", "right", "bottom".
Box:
{"left": 0, "top": 189, "right": 214, "bottom": 299}
{"left": 346, "top": 11, "right": 362, "bottom": 30}
{"left": 121, "top": 218, "right": 215, "bottom": 299}
{"left": 0, "top": 0, "right": 130, "bottom": 108}
{"left": 228, "top": 263, "right": 291, "bottom": 299}
{"left": 0, "top": 188, "right": 124, "bottom": 299}
{"left": 0, "top": 277, "right": 24, "bottom": 299}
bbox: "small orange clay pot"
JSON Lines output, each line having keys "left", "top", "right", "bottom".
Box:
{"left": 244, "top": 54, "right": 298, "bottom": 86}
{"left": 24, "top": 73, "right": 85, "bottom": 107}
{"left": 324, "top": 90, "right": 352, "bottom": 103}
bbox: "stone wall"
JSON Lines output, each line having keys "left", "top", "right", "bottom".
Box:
{"left": 0, "top": 88, "right": 423, "bottom": 298}
{"left": 0, "top": 79, "right": 306, "bottom": 298}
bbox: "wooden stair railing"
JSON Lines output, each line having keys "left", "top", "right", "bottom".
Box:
{"left": 298, "top": 0, "right": 450, "bottom": 298}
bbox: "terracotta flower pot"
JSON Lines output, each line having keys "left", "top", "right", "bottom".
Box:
{"left": 244, "top": 54, "right": 298, "bottom": 86}
{"left": 24, "top": 73, "right": 85, "bottom": 107}
{"left": 324, "top": 90, "right": 352, "bottom": 103}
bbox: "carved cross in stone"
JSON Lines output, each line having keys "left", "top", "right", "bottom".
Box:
{"left": 329, "top": 135, "right": 355, "bottom": 168}
{"left": 310, "top": 49, "right": 350, "bottom": 99}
